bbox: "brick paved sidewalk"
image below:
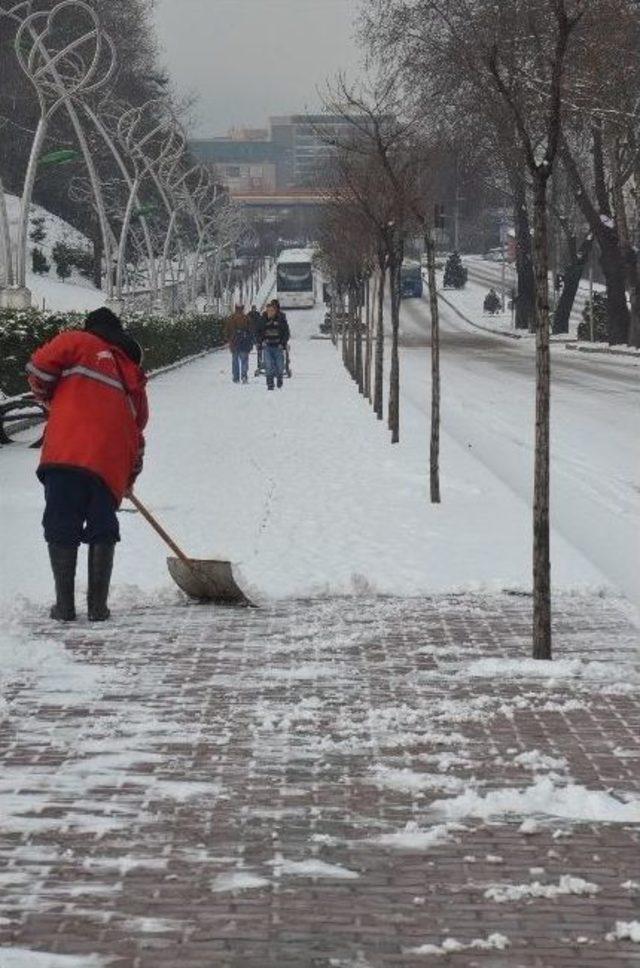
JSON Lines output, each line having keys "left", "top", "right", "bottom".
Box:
{"left": 1, "top": 593, "right": 639, "bottom": 967}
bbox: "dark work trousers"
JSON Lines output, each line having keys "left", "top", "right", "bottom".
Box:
{"left": 263, "top": 345, "right": 285, "bottom": 386}
{"left": 41, "top": 468, "right": 120, "bottom": 547}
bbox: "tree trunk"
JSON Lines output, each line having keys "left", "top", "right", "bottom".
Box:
{"left": 561, "top": 142, "right": 630, "bottom": 345}
{"left": 552, "top": 236, "right": 592, "bottom": 334}
{"left": 374, "top": 266, "right": 385, "bottom": 420}
{"left": 330, "top": 289, "right": 337, "bottom": 347}
{"left": 364, "top": 276, "right": 373, "bottom": 401}
{"left": 512, "top": 174, "right": 536, "bottom": 331}
{"left": 330, "top": 286, "right": 338, "bottom": 347}
{"left": 355, "top": 285, "right": 364, "bottom": 393}
{"left": 532, "top": 174, "right": 552, "bottom": 661}
{"left": 627, "top": 252, "right": 640, "bottom": 348}
{"left": 341, "top": 287, "right": 348, "bottom": 367}
{"left": 425, "top": 229, "right": 441, "bottom": 503}
{"left": 631, "top": 155, "right": 640, "bottom": 348}
{"left": 610, "top": 158, "right": 640, "bottom": 348}
{"left": 388, "top": 254, "right": 401, "bottom": 444}
{"left": 348, "top": 287, "right": 356, "bottom": 379}
{"left": 599, "top": 234, "right": 631, "bottom": 345}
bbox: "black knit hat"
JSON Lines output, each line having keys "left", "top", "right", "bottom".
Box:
{"left": 85, "top": 307, "right": 123, "bottom": 331}
{"left": 84, "top": 306, "right": 143, "bottom": 365}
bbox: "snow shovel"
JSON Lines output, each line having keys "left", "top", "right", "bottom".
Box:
{"left": 128, "top": 493, "right": 252, "bottom": 606}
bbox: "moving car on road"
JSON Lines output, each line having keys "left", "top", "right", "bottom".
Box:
{"left": 400, "top": 259, "right": 423, "bottom": 298}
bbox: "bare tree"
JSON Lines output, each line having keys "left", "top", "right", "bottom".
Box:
{"left": 362, "top": 0, "right": 588, "bottom": 659}
{"left": 319, "top": 74, "right": 423, "bottom": 443}
{"left": 557, "top": 0, "right": 640, "bottom": 346}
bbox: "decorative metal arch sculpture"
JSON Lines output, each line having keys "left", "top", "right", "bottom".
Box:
{"left": 1, "top": 0, "right": 115, "bottom": 306}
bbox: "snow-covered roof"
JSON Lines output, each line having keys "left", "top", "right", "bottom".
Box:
{"left": 277, "top": 248, "right": 314, "bottom": 264}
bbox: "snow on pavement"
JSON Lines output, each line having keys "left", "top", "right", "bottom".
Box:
{"left": 0, "top": 592, "right": 639, "bottom": 965}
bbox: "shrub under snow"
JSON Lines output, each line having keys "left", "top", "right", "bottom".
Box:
{"left": 0, "top": 308, "right": 225, "bottom": 396}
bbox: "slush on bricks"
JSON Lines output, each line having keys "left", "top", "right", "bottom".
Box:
{"left": 26, "top": 307, "right": 149, "bottom": 622}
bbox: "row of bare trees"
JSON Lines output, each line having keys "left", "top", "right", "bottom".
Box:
{"left": 316, "top": 0, "right": 640, "bottom": 660}
{"left": 315, "top": 76, "right": 443, "bottom": 500}
{"left": 361, "top": 0, "right": 640, "bottom": 349}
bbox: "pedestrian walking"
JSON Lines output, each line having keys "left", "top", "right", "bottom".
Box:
{"left": 225, "top": 304, "right": 254, "bottom": 383}
{"left": 247, "top": 304, "right": 263, "bottom": 375}
{"left": 26, "top": 307, "right": 148, "bottom": 622}
{"left": 258, "top": 300, "right": 290, "bottom": 390}
{"left": 272, "top": 299, "right": 292, "bottom": 378}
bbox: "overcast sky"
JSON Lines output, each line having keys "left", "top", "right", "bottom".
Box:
{"left": 153, "top": 0, "right": 363, "bottom": 137}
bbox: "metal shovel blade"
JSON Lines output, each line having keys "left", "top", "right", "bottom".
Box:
{"left": 167, "top": 556, "right": 252, "bottom": 606}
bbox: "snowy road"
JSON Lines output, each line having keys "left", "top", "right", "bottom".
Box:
{"left": 397, "top": 295, "right": 640, "bottom": 608}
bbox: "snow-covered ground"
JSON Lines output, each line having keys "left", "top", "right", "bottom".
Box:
{"left": 397, "top": 291, "right": 640, "bottom": 611}
{"left": 3, "top": 193, "right": 105, "bottom": 312}
{"left": 461, "top": 254, "right": 601, "bottom": 338}
{"left": 2, "top": 291, "right": 628, "bottom": 615}
{"left": 1, "top": 271, "right": 639, "bottom": 966}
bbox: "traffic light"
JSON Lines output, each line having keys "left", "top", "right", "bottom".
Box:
{"left": 434, "top": 204, "right": 446, "bottom": 230}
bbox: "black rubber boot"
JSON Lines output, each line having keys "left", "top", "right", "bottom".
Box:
{"left": 48, "top": 544, "right": 78, "bottom": 621}
{"left": 87, "top": 543, "right": 115, "bottom": 621}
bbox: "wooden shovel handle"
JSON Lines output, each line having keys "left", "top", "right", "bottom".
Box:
{"left": 128, "top": 492, "right": 192, "bottom": 567}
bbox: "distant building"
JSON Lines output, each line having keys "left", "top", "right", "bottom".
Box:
{"left": 270, "top": 114, "right": 379, "bottom": 187}
{"left": 190, "top": 113, "right": 389, "bottom": 192}
{"left": 223, "top": 127, "right": 269, "bottom": 142}
{"left": 190, "top": 138, "right": 282, "bottom": 193}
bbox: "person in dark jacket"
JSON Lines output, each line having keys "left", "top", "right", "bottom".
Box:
{"left": 26, "top": 307, "right": 148, "bottom": 623}
{"left": 247, "top": 304, "right": 263, "bottom": 374}
{"left": 225, "top": 304, "right": 254, "bottom": 383}
{"left": 258, "top": 301, "right": 290, "bottom": 390}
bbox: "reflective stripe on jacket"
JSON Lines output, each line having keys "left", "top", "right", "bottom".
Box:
{"left": 27, "top": 330, "right": 148, "bottom": 504}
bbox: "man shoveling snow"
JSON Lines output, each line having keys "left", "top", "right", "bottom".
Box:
{"left": 26, "top": 307, "right": 148, "bottom": 622}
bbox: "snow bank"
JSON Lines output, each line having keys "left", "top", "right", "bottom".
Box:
{"left": 372, "top": 821, "right": 464, "bottom": 851}
{"left": 0, "top": 951, "right": 113, "bottom": 967}
{"left": 484, "top": 874, "right": 599, "bottom": 903}
{"left": 463, "top": 656, "right": 638, "bottom": 683}
{"left": 211, "top": 870, "right": 269, "bottom": 893}
{"left": 271, "top": 855, "right": 358, "bottom": 880}
{"left": 606, "top": 921, "right": 640, "bottom": 943}
{"left": 369, "top": 766, "right": 469, "bottom": 795}
{"left": 513, "top": 750, "right": 568, "bottom": 772}
{"left": 431, "top": 777, "right": 640, "bottom": 824}
{"left": 405, "top": 933, "right": 510, "bottom": 956}
{"left": 0, "top": 613, "right": 108, "bottom": 710}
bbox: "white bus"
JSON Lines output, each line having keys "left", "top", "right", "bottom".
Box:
{"left": 276, "top": 248, "right": 315, "bottom": 309}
